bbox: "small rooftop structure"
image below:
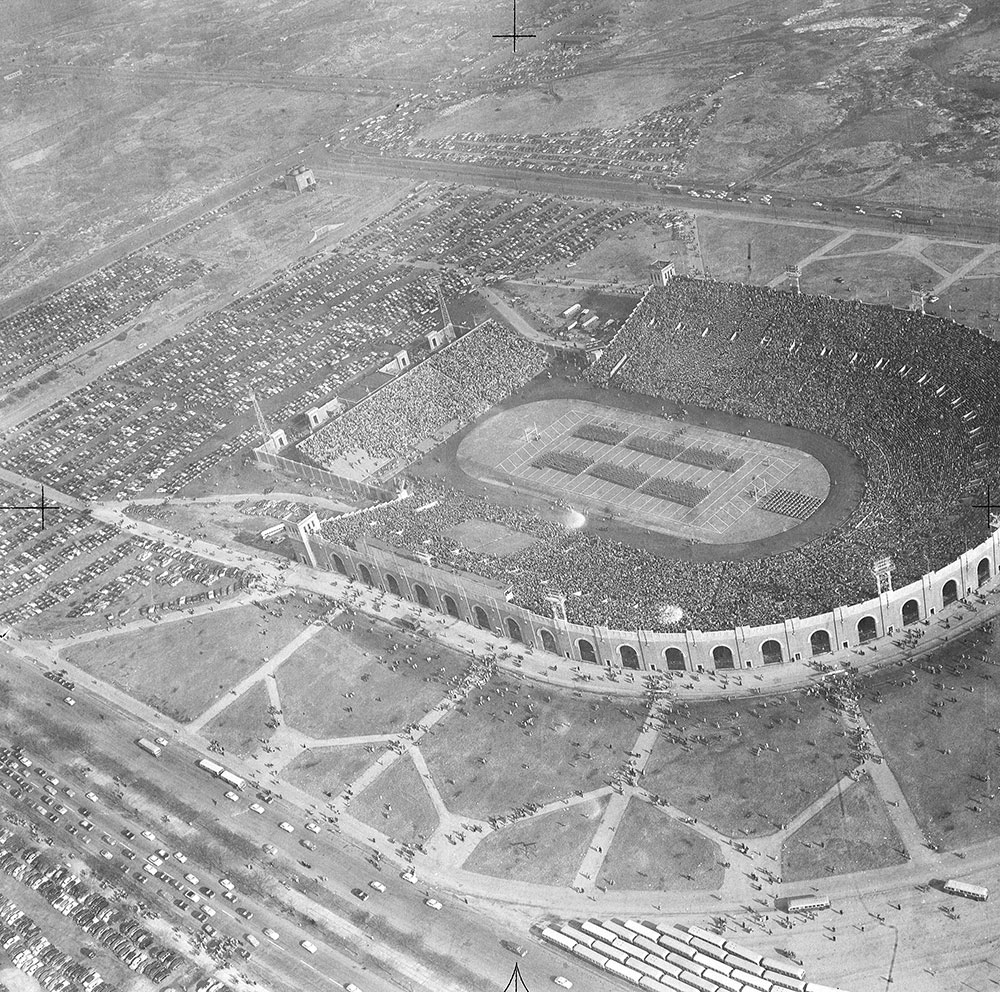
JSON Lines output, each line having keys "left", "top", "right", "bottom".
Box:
{"left": 649, "top": 260, "right": 676, "bottom": 287}
{"left": 285, "top": 166, "right": 316, "bottom": 194}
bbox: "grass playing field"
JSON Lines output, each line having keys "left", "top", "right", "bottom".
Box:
{"left": 458, "top": 397, "right": 829, "bottom": 545}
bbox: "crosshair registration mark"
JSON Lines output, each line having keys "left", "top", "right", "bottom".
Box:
{"left": 0, "top": 485, "right": 56, "bottom": 532}
{"left": 493, "top": 0, "right": 535, "bottom": 51}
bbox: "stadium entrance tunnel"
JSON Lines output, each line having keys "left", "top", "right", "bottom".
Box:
{"left": 664, "top": 647, "right": 686, "bottom": 671}
{"left": 332, "top": 553, "right": 346, "bottom": 575}
{"left": 473, "top": 605, "right": 490, "bottom": 629}
{"left": 810, "top": 630, "right": 831, "bottom": 656}
{"left": 943, "top": 579, "right": 958, "bottom": 607}
{"left": 980, "top": 558, "right": 992, "bottom": 586}
{"left": 902, "top": 599, "right": 920, "bottom": 626}
{"left": 712, "top": 645, "right": 734, "bottom": 669}
{"left": 506, "top": 617, "right": 524, "bottom": 642}
{"left": 539, "top": 628, "right": 557, "bottom": 653}
{"left": 577, "top": 638, "right": 597, "bottom": 664}
{"left": 358, "top": 563, "right": 374, "bottom": 586}
{"left": 761, "top": 639, "right": 783, "bottom": 665}
{"left": 858, "top": 616, "right": 878, "bottom": 643}
{"left": 444, "top": 595, "right": 460, "bottom": 619}
{"left": 415, "top": 583, "right": 431, "bottom": 608}
{"left": 619, "top": 645, "right": 640, "bottom": 669}
{"left": 386, "top": 573, "right": 401, "bottom": 597}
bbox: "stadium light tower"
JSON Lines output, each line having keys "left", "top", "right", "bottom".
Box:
{"left": 248, "top": 387, "right": 271, "bottom": 445}
{"left": 785, "top": 264, "right": 801, "bottom": 295}
{"left": 437, "top": 278, "right": 454, "bottom": 339}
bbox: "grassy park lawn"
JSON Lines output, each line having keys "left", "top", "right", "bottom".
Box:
{"left": 862, "top": 620, "right": 1000, "bottom": 848}
{"left": 781, "top": 774, "right": 907, "bottom": 882}
{"left": 420, "top": 677, "right": 642, "bottom": 819}
{"left": 284, "top": 745, "right": 381, "bottom": 800}
{"left": 277, "top": 620, "right": 469, "bottom": 738}
{"left": 464, "top": 796, "right": 608, "bottom": 886}
{"left": 641, "top": 693, "right": 853, "bottom": 838}
{"left": 350, "top": 754, "right": 439, "bottom": 846}
{"left": 62, "top": 597, "right": 324, "bottom": 722}
{"left": 200, "top": 681, "right": 274, "bottom": 757}
{"left": 596, "top": 797, "right": 724, "bottom": 891}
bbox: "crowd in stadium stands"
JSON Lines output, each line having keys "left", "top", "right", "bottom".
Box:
{"left": 300, "top": 321, "right": 548, "bottom": 467}
{"left": 324, "top": 280, "right": 1000, "bottom": 632}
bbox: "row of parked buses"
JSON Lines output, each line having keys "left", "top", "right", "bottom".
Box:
{"left": 195, "top": 758, "right": 246, "bottom": 792}
{"left": 540, "top": 918, "right": 847, "bottom": 992}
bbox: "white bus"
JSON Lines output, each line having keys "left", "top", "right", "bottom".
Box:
{"left": 943, "top": 879, "right": 989, "bottom": 901}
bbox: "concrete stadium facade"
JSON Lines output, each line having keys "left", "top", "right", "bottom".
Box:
{"left": 285, "top": 516, "right": 1000, "bottom": 673}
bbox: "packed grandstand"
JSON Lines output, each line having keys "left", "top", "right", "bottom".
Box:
{"left": 299, "top": 320, "right": 549, "bottom": 468}
{"left": 318, "top": 280, "right": 1000, "bottom": 633}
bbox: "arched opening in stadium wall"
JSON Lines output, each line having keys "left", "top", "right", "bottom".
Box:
{"left": 979, "top": 558, "right": 992, "bottom": 587}
{"left": 357, "top": 563, "right": 373, "bottom": 586}
{"left": 332, "top": 553, "right": 346, "bottom": 575}
{"left": 712, "top": 645, "right": 734, "bottom": 669}
{"left": 539, "top": 628, "right": 557, "bottom": 654}
{"left": 385, "top": 573, "right": 401, "bottom": 597}
{"left": 506, "top": 618, "right": 523, "bottom": 642}
{"left": 472, "top": 605, "right": 490, "bottom": 630}
{"left": 810, "top": 630, "right": 831, "bottom": 656}
{"left": 761, "top": 639, "right": 783, "bottom": 665}
{"left": 942, "top": 579, "right": 958, "bottom": 607}
{"left": 414, "top": 583, "right": 431, "bottom": 608}
{"left": 664, "top": 647, "right": 686, "bottom": 671}
{"left": 443, "top": 594, "right": 460, "bottom": 619}
{"left": 577, "top": 638, "right": 597, "bottom": 664}
{"left": 901, "top": 599, "right": 920, "bottom": 626}
{"left": 619, "top": 645, "right": 640, "bottom": 669}
{"left": 858, "top": 616, "right": 878, "bottom": 643}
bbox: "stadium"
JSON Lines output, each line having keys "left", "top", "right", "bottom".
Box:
{"left": 282, "top": 278, "right": 1000, "bottom": 673}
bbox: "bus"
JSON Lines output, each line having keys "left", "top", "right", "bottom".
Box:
{"left": 785, "top": 894, "right": 831, "bottom": 913}
{"left": 943, "top": 879, "right": 989, "bottom": 901}
{"left": 196, "top": 758, "right": 224, "bottom": 777}
{"left": 136, "top": 739, "right": 161, "bottom": 758}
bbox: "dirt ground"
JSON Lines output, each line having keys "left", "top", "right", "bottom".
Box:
{"left": 463, "top": 796, "right": 608, "bottom": 886}
{"left": 596, "top": 797, "right": 723, "bottom": 891}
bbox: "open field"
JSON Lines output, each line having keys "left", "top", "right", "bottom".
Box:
{"left": 862, "top": 620, "right": 1000, "bottom": 848}
{"left": 62, "top": 597, "right": 325, "bottom": 722}
{"left": 595, "top": 798, "right": 723, "bottom": 891}
{"left": 534, "top": 219, "right": 690, "bottom": 286}
{"left": 927, "top": 274, "right": 1000, "bottom": 339}
{"left": 350, "top": 755, "right": 439, "bottom": 846}
{"left": 200, "top": 681, "right": 275, "bottom": 757}
{"left": 825, "top": 233, "right": 902, "bottom": 256}
{"left": 641, "top": 694, "right": 854, "bottom": 838}
{"left": 799, "top": 252, "right": 939, "bottom": 308}
{"left": 463, "top": 796, "right": 609, "bottom": 886}
{"left": 919, "top": 241, "right": 986, "bottom": 272}
{"left": 420, "top": 678, "right": 641, "bottom": 820}
{"left": 284, "top": 745, "right": 381, "bottom": 801}
{"left": 277, "top": 623, "right": 470, "bottom": 739}
{"left": 781, "top": 774, "right": 908, "bottom": 883}
{"left": 696, "top": 216, "right": 833, "bottom": 284}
